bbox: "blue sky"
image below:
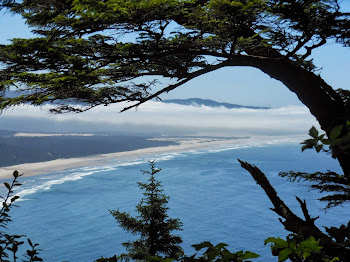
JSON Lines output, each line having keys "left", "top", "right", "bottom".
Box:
{"left": 0, "top": 2, "right": 349, "bottom": 108}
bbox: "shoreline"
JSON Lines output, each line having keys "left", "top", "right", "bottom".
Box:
{"left": 0, "top": 135, "right": 304, "bottom": 180}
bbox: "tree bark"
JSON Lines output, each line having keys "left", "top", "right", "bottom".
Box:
{"left": 258, "top": 61, "right": 350, "bottom": 177}
{"left": 226, "top": 57, "right": 350, "bottom": 177}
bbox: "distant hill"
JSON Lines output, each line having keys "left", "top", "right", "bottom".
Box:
{"left": 162, "top": 98, "right": 270, "bottom": 109}
{"left": 2, "top": 91, "right": 270, "bottom": 110}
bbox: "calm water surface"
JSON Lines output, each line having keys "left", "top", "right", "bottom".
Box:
{"left": 2, "top": 140, "right": 347, "bottom": 261}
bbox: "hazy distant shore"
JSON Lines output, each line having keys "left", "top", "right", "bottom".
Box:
{"left": 0, "top": 135, "right": 304, "bottom": 180}
{"left": 14, "top": 132, "right": 95, "bottom": 137}
{"left": 0, "top": 134, "right": 178, "bottom": 168}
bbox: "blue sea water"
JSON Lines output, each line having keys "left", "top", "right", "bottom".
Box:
{"left": 2, "top": 140, "right": 348, "bottom": 261}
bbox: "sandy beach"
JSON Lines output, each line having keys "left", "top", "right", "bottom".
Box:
{"left": 0, "top": 136, "right": 303, "bottom": 180}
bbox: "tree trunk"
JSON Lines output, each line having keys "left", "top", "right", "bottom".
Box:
{"left": 231, "top": 58, "right": 350, "bottom": 177}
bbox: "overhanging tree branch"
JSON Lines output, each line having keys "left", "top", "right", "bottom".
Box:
{"left": 120, "top": 59, "right": 235, "bottom": 112}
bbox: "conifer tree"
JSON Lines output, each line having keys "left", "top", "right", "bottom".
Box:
{"left": 110, "top": 161, "right": 183, "bottom": 261}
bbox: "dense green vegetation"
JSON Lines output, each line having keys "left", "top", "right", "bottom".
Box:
{"left": 0, "top": 0, "right": 349, "bottom": 261}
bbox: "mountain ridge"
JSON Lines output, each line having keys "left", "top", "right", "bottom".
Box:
{"left": 162, "top": 98, "right": 270, "bottom": 110}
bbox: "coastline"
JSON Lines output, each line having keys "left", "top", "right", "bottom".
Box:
{"left": 0, "top": 135, "right": 304, "bottom": 180}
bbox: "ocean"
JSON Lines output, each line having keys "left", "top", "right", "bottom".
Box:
{"left": 2, "top": 138, "right": 348, "bottom": 261}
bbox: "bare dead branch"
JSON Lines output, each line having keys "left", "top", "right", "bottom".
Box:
{"left": 238, "top": 159, "right": 326, "bottom": 238}
{"left": 295, "top": 196, "right": 319, "bottom": 223}
{"left": 238, "top": 159, "right": 350, "bottom": 259}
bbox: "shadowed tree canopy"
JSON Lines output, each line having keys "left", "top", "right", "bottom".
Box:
{"left": 0, "top": 0, "right": 350, "bottom": 175}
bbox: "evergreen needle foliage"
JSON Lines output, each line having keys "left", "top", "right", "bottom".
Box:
{"left": 110, "top": 161, "right": 183, "bottom": 261}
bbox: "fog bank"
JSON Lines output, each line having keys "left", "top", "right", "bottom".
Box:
{"left": 0, "top": 101, "right": 318, "bottom": 136}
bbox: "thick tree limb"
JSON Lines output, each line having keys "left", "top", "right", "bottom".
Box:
{"left": 118, "top": 51, "right": 350, "bottom": 177}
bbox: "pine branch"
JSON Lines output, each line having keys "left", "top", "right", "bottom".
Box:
{"left": 280, "top": 170, "right": 350, "bottom": 208}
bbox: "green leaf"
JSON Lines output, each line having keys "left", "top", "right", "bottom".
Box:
{"left": 315, "top": 144, "right": 323, "bottom": 153}
{"left": 13, "top": 171, "right": 19, "bottom": 178}
{"left": 301, "top": 144, "right": 312, "bottom": 152}
{"left": 331, "top": 138, "right": 342, "bottom": 145}
{"left": 10, "top": 243, "right": 18, "bottom": 253}
{"left": 308, "top": 126, "right": 319, "bottom": 139}
{"left": 4, "top": 182, "right": 11, "bottom": 190}
{"left": 214, "top": 243, "right": 228, "bottom": 250}
{"left": 302, "top": 251, "right": 311, "bottom": 259}
{"left": 28, "top": 238, "right": 33, "bottom": 247}
{"left": 221, "top": 250, "right": 236, "bottom": 259}
{"left": 301, "top": 138, "right": 317, "bottom": 152}
{"left": 330, "top": 125, "right": 343, "bottom": 140}
{"left": 295, "top": 236, "right": 322, "bottom": 257}
{"left": 265, "top": 237, "right": 288, "bottom": 249}
{"left": 10, "top": 196, "right": 20, "bottom": 202}
{"left": 278, "top": 248, "right": 292, "bottom": 261}
{"left": 192, "top": 241, "right": 213, "bottom": 251}
{"left": 206, "top": 250, "right": 218, "bottom": 261}
{"left": 238, "top": 250, "right": 260, "bottom": 259}
{"left": 322, "top": 138, "right": 331, "bottom": 145}
{"left": 289, "top": 240, "right": 296, "bottom": 251}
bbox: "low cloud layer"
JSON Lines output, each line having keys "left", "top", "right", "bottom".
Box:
{"left": 0, "top": 101, "right": 318, "bottom": 136}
